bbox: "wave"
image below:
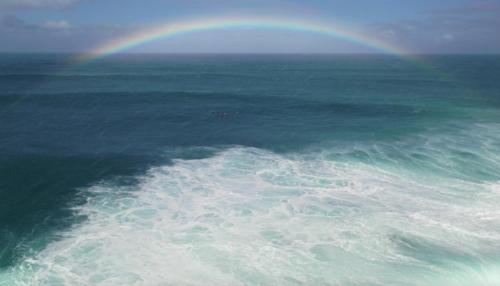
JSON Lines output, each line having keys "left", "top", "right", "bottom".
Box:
{"left": 3, "top": 145, "right": 500, "bottom": 286}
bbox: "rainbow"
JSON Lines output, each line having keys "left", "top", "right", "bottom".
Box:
{"left": 77, "top": 16, "right": 418, "bottom": 62}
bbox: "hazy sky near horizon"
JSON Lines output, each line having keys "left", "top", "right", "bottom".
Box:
{"left": 0, "top": 0, "right": 499, "bottom": 54}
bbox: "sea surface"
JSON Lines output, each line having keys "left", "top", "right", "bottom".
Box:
{"left": 0, "top": 54, "right": 499, "bottom": 285}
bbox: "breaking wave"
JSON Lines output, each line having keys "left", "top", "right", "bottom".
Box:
{"left": 4, "top": 137, "right": 500, "bottom": 285}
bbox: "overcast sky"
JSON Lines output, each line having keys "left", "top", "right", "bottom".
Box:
{"left": 0, "top": 0, "right": 499, "bottom": 54}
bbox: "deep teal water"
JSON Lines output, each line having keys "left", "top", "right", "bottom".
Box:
{"left": 1, "top": 54, "right": 499, "bottom": 285}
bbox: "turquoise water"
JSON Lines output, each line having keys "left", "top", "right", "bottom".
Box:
{"left": 1, "top": 54, "right": 500, "bottom": 285}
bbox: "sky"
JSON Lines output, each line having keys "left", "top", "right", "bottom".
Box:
{"left": 0, "top": 0, "right": 499, "bottom": 54}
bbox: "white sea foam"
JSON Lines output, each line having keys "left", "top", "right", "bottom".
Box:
{"left": 4, "top": 147, "right": 500, "bottom": 286}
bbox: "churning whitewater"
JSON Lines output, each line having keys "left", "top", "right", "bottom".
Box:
{"left": 6, "top": 122, "right": 500, "bottom": 285}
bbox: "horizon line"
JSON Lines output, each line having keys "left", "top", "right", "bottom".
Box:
{"left": 2, "top": 51, "right": 499, "bottom": 56}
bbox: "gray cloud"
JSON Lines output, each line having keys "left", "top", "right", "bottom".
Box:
{"left": 0, "top": 14, "right": 139, "bottom": 52}
{"left": 367, "top": 0, "right": 500, "bottom": 54}
{"left": 0, "top": 0, "right": 83, "bottom": 10}
{"left": 432, "top": 0, "right": 500, "bottom": 15}
{"left": 1, "top": 14, "right": 71, "bottom": 30}
{"left": 1, "top": 13, "right": 27, "bottom": 28}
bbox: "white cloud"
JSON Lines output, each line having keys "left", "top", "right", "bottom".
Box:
{"left": 443, "top": 33, "right": 455, "bottom": 41}
{"left": 41, "top": 20, "right": 71, "bottom": 29}
{"left": 0, "top": 0, "right": 82, "bottom": 9}
{"left": 382, "top": 29, "right": 396, "bottom": 38}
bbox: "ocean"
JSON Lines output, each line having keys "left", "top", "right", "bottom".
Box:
{"left": 0, "top": 54, "right": 499, "bottom": 285}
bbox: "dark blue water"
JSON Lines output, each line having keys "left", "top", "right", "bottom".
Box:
{"left": 1, "top": 54, "right": 500, "bottom": 285}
